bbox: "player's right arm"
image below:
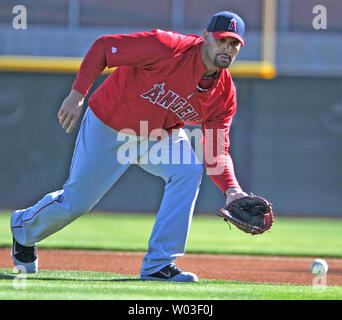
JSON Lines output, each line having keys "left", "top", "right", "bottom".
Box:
{"left": 58, "top": 30, "right": 176, "bottom": 134}
{"left": 58, "top": 35, "right": 107, "bottom": 134}
{"left": 58, "top": 89, "right": 85, "bottom": 134}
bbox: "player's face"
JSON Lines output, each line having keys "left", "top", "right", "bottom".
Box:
{"left": 203, "top": 31, "right": 241, "bottom": 69}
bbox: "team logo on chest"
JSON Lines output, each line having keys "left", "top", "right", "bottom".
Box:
{"left": 140, "top": 82, "right": 203, "bottom": 123}
{"left": 140, "top": 83, "right": 166, "bottom": 104}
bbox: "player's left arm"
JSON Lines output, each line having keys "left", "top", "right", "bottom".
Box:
{"left": 202, "top": 71, "right": 249, "bottom": 205}
{"left": 202, "top": 117, "right": 247, "bottom": 205}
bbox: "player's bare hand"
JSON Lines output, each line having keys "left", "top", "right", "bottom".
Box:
{"left": 225, "top": 187, "right": 248, "bottom": 206}
{"left": 58, "top": 89, "right": 85, "bottom": 134}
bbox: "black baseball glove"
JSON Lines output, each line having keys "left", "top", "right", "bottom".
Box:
{"left": 217, "top": 195, "right": 274, "bottom": 235}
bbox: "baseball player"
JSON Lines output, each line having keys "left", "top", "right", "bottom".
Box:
{"left": 10, "top": 11, "right": 248, "bottom": 282}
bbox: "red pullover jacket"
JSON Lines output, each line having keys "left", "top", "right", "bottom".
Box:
{"left": 72, "top": 29, "right": 241, "bottom": 193}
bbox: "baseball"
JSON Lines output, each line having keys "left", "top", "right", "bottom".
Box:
{"left": 310, "top": 259, "right": 328, "bottom": 276}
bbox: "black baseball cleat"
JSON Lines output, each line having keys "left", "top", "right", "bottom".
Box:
{"left": 140, "top": 264, "right": 198, "bottom": 282}
{"left": 11, "top": 237, "right": 38, "bottom": 273}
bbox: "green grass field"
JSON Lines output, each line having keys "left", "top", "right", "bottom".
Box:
{"left": 1, "top": 270, "right": 342, "bottom": 300}
{"left": 0, "top": 211, "right": 342, "bottom": 300}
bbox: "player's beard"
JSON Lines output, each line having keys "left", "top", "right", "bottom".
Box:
{"left": 214, "top": 53, "right": 232, "bottom": 68}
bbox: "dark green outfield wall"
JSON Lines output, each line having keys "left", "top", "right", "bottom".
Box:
{"left": 1, "top": 72, "right": 341, "bottom": 216}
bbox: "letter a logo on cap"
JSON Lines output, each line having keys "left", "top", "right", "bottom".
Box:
{"left": 228, "top": 18, "right": 237, "bottom": 31}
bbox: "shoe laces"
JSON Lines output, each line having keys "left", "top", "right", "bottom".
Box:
{"left": 168, "top": 264, "right": 182, "bottom": 275}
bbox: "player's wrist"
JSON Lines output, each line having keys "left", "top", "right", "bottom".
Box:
{"left": 225, "top": 187, "right": 248, "bottom": 206}
{"left": 225, "top": 187, "right": 243, "bottom": 197}
{"left": 70, "top": 89, "right": 85, "bottom": 102}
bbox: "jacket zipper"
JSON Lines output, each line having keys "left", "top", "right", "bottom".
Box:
{"left": 187, "top": 91, "right": 195, "bottom": 99}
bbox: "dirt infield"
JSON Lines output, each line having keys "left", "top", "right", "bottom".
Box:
{"left": 1, "top": 248, "right": 342, "bottom": 286}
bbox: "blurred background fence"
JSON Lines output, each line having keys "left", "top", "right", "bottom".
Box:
{"left": 0, "top": 0, "right": 341, "bottom": 216}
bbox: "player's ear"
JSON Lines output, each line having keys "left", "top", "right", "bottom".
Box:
{"left": 203, "top": 30, "right": 209, "bottom": 43}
